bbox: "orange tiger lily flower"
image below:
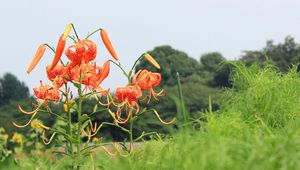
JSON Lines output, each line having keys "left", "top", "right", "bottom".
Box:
{"left": 46, "top": 64, "right": 67, "bottom": 88}
{"left": 49, "top": 35, "right": 66, "bottom": 70}
{"left": 132, "top": 69, "right": 164, "bottom": 103}
{"left": 115, "top": 84, "right": 142, "bottom": 106}
{"left": 67, "top": 61, "right": 110, "bottom": 91}
{"left": 33, "top": 81, "right": 60, "bottom": 101}
{"left": 46, "top": 64, "right": 65, "bottom": 80}
{"left": 100, "top": 29, "right": 119, "bottom": 61}
{"left": 133, "top": 69, "right": 161, "bottom": 89}
{"left": 113, "top": 84, "right": 142, "bottom": 124}
{"left": 67, "top": 62, "right": 97, "bottom": 86}
{"left": 65, "top": 39, "right": 97, "bottom": 65}
{"left": 27, "top": 44, "right": 46, "bottom": 74}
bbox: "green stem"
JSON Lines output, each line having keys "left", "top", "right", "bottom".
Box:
{"left": 68, "top": 35, "right": 77, "bottom": 43}
{"left": 39, "top": 109, "right": 66, "bottom": 121}
{"left": 71, "top": 24, "right": 80, "bottom": 41}
{"left": 109, "top": 60, "right": 131, "bottom": 83}
{"left": 45, "top": 43, "right": 66, "bottom": 66}
{"left": 134, "top": 131, "right": 161, "bottom": 142}
{"left": 65, "top": 84, "right": 73, "bottom": 157}
{"left": 86, "top": 28, "right": 102, "bottom": 39}
{"left": 129, "top": 54, "right": 144, "bottom": 73}
{"left": 208, "top": 95, "right": 212, "bottom": 114}
{"left": 76, "top": 74, "right": 83, "bottom": 170}
{"left": 45, "top": 44, "right": 56, "bottom": 53}
{"left": 129, "top": 114, "right": 134, "bottom": 152}
{"left": 176, "top": 72, "right": 187, "bottom": 124}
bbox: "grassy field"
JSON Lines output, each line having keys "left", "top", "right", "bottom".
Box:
{"left": 2, "top": 63, "right": 300, "bottom": 170}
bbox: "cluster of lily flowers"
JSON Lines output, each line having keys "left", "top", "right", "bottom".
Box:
{"left": 13, "top": 24, "right": 175, "bottom": 149}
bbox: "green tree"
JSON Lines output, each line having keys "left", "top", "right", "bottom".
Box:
{"left": 135, "top": 45, "right": 201, "bottom": 86}
{"left": 199, "top": 52, "right": 232, "bottom": 87}
{"left": 0, "top": 73, "right": 29, "bottom": 106}
{"left": 240, "top": 36, "right": 300, "bottom": 72}
{"left": 200, "top": 52, "right": 225, "bottom": 72}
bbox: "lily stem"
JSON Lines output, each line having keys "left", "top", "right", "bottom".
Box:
{"left": 65, "top": 84, "right": 74, "bottom": 168}
{"left": 71, "top": 23, "right": 80, "bottom": 41}
{"left": 129, "top": 114, "right": 134, "bottom": 153}
{"left": 86, "top": 28, "right": 102, "bottom": 39}
{"left": 76, "top": 73, "right": 83, "bottom": 170}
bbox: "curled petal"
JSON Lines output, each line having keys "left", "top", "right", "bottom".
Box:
{"left": 97, "top": 97, "right": 113, "bottom": 107}
{"left": 101, "top": 146, "right": 116, "bottom": 156}
{"left": 150, "top": 88, "right": 165, "bottom": 102}
{"left": 18, "top": 103, "right": 42, "bottom": 115}
{"left": 114, "top": 101, "right": 126, "bottom": 108}
{"left": 83, "top": 39, "right": 97, "bottom": 62}
{"left": 97, "top": 60, "right": 110, "bottom": 85}
{"left": 81, "top": 128, "right": 89, "bottom": 137}
{"left": 91, "top": 122, "right": 98, "bottom": 133}
{"left": 92, "top": 89, "right": 112, "bottom": 106}
{"left": 107, "top": 108, "right": 130, "bottom": 124}
{"left": 115, "top": 84, "right": 142, "bottom": 105}
{"left": 94, "top": 87, "right": 110, "bottom": 97}
{"left": 33, "top": 82, "right": 60, "bottom": 101}
{"left": 116, "top": 108, "right": 131, "bottom": 124}
{"left": 152, "top": 109, "right": 176, "bottom": 125}
{"left": 42, "top": 130, "right": 56, "bottom": 145}
{"left": 132, "top": 69, "right": 162, "bottom": 89}
{"left": 12, "top": 111, "right": 38, "bottom": 128}
{"left": 65, "top": 45, "right": 78, "bottom": 63}
{"left": 132, "top": 69, "right": 142, "bottom": 84}
{"left": 114, "top": 143, "right": 132, "bottom": 156}
{"left": 46, "top": 64, "right": 65, "bottom": 81}
{"left": 132, "top": 102, "right": 140, "bottom": 115}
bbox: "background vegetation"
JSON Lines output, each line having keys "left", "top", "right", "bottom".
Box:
{"left": 2, "top": 36, "right": 300, "bottom": 138}
{"left": 2, "top": 36, "right": 300, "bottom": 169}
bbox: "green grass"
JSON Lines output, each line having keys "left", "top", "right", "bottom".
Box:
{"left": 3, "top": 62, "right": 300, "bottom": 170}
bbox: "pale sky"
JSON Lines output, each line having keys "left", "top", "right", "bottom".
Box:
{"left": 1, "top": 0, "right": 300, "bottom": 93}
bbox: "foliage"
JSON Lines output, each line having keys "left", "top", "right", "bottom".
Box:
{"left": 4, "top": 32, "right": 300, "bottom": 169}
{"left": 0, "top": 73, "right": 29, "bottom": 106}
{"left": 12, "top": 24, "right": 176, "bottom": 170}
{"left": 4, "top": 63, "right": 300, "bottom": 169}
{"left": 240, "top": 36, "right": 300, "bottom": 72}
{"left": 135, "top": 46, "right": 201, "bottom": 86}
{"left": 223, "top": 62, "right": 300, "bottom": 128}
{"left": 200, "top": 52, "right": 225, "bottom": 72}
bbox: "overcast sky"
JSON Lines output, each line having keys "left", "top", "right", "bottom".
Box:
{"left": 1, "top": 0, "right": 300, "bottom": 92}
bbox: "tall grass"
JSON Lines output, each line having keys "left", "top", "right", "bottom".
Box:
{"left": 6, "top": 63, "right": 300, "bottom": 169}
{"left": 87, "top": 63, "right": 300, "bottom": 170}
{"left": 224, "top": 63, "right": 300, "bottom": 128}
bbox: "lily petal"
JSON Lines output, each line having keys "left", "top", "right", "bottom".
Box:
{"left": 97, "top": 60, "right": 110, "bottom": 84}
